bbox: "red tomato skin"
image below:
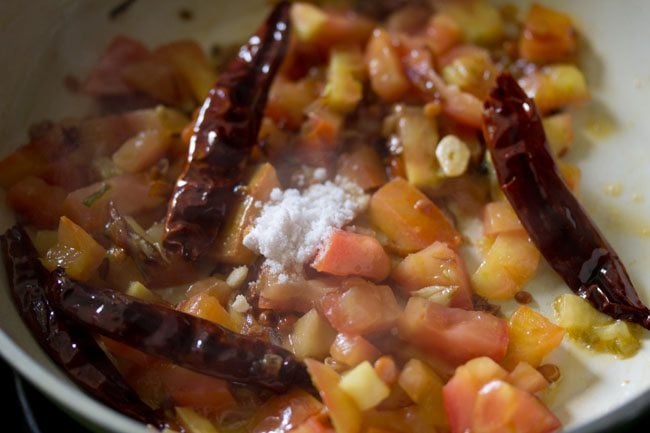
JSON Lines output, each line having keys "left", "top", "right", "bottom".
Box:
{"left": 398, "top": 297, "right": 509, "bottom": 367}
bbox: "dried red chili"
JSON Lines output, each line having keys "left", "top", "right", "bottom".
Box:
{"left": 0, "top": 225, "right": 168, "bottom": 428}
{"left": 483, "top": 74, "right": 650, "bottom": 329}
{"left": 164, "top": 1, "right": 291, "bottom": 260}
{"left": 46, "top": 268, "right": 312, "bottom": 393}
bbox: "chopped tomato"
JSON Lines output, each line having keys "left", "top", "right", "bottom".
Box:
{"left": 482, "top": 201, "right": 524, "bottom": 237}
{"left": 518, "top": 65, "right": 589, "bottom": 114}
{"left": 320, "top": 278, "right": 402, "bottom": 335}
{"left": 369, "top": 178, "right": 461, "bottom": 254}
{"left": 0, "top": 147, "right": 48, "bottom": 189}
{"left": 63, "top": 174, "right": 166, "bottom": 233}
{"left": 177, "top": 291, "right": 237, "bottom": 332}
{"left": 83, "top": 35, "right": 150, "bottom": 95}
{"left": 391, "top": 241, "right": 473, "bottom": 309}
{"left": 366, "top": 29, "right": 411, "bottom": 102}
{"left": 472, "top": 380, "right": 561, "bottom": 433}
{"left": 506, "top": 362, "right": 549, "bottom": 395}
{"left": 398, "top": 297, "right": 509, "bottom": 367}
{"left": 336, "top": 145, "right": 387, "bottom": 191}
{"left": 292, "top": 415, "right": 335, "bottom": 433}
{"left": 155, "top": 40, "right": 217, "bottom": 103}
{"left": 330, "top": 333, "right": 381, "bottom": 367}
{"left": 503, "top": 306, "right": 565, "bottom": 370}
{"left": 443, "top": 357, "right": 509, "bottom": 433}
{"left": 519, "top": 4, "right": 577, "bottom": 64}
{"left": 471, "top": 232, "right": 541, "bottom": 301}
{"left": 305, "top": 359, "right": 362, "bottom": 433}
{"left": 156, "top": 363, "right": 236, "bottom": 414}
{"left": 121, "top": 55, "right": 189, "bottom": 107}
{"left": 258, "top": 271, "right": 337, "bottom": 313}
{"left": 250, "top": 388, "right": 324, "bottom": 433}
{"left": 7, "top": 176, "right": 66, "bottom": 229}
{"left": 43, "top": 216, "right": 106, "bottom": 281}
{"left": 424, "top": 13, "right": 462, "bottom": 56}
{"left": 312, "top": 229, "right": 391, "bottom": 282}
{"left": 266, "top": 76, "right": 321, "bottom": 129}
{"left": 296, "top": 107, "right": 344, "bottom": 165}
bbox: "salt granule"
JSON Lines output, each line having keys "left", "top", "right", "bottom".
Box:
{"left": 243, "top": 177, "right": 368, "bottom": 274}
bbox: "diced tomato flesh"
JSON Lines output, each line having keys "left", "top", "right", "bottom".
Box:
{"left": 320, "top": 278, "right": 402, "bottom": 335}
{"left": 312, "top": 229, "right": 391, "bottom": 282}
{"left": 472, "top": 380, "right": 561, "bottom": 433}
{"left": 83, "top": 36, "right": 150, "bottom": 95}
{"left": 443, "top": 357, "right": 509, "bottom": 433}
{"left": 330, "top": 333, "right": 381, "bottom": 366}
{"left": 503, "top": 306, "right": 565, "bottom": 370}
{"left": 250, "top": 388, "right": 324, "bottom": 433}
{"left": 391, "top": 241, "right": 473, "bottom": 309}
{"left": 7, "top": 176, "right": 67, "bottom": 229}
{"left": 399, "top": 297, "right": 509, "bottom": 367}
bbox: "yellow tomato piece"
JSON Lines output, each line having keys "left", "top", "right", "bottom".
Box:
{"left": 471, "top": 232, "right": 540, "bottom": 301}
{"left": 503, "top": 306, "right": 565, "bottom": 370}
{"left": 366, "top": 29, "right": 410, "bottom": 102}
{"left": 305, "top": 359, "right": 362, "bottom": 433}
{"left": 178, "top": 291, "right": 237, "bottom": 332}
{"left": 519, "top": 64, "right": 588, "bottom": 114}
{"left": 212, "top": 163, "right": 280, "bottom": 265}
{"left": 44, "top": 216, "right": 106, "bottom": 281}
{"left": 369, "top": 178, "right": 461, "bottom": 254}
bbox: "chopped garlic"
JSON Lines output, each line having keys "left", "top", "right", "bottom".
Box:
{"left": 226, "top": 265, "right": 249, "bottom": 289}
{"left": 436, "top": 134, "right": 471, "bottom": 177}
{"left": 231, "top": 295, "right": 251, "bottom": 314}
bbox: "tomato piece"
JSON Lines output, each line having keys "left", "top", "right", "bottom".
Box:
{"left": 472, "top": 380, "right": 561, "bottom": 433}
{"left": 391, "top": 241, "right": 473, "bottom": 309}
{"left": 305, "top": 359, "right": 362, "bottom": 433}
{"left": 519, "top": 4, "right": 577, "bottom": 64}
{"left": 330, "top": 333, "right": 381, "bottom": 367}
{"left": 83, "top": 35, "right": 150, "bottom": 95}
{"left": 398, "top": 297, "right": 509, "bottom": 366}
{"left": 250, "top": 388, "right": 324, "bottom": 433}
{"left": 212, "top": 163, "right": 281, "bottom": 265}
{"left": 158, "top": 364, "right": 236, "bottom": 414}
{"left": 482, "top": 201, "right": 524, "bottom": 237}
{"left": 320, "top": 278, "right": 401, "bottom": 335}
{"left": 111, "top": 129, "right": 172, "bottom": 173}
{"left": 7, "top": 176, "right": 66, "bottom": 229}
{"left": 43, "top": 216, "right": 106, "bottom": 281}
{"left": 292, "top": 415, "right": 335, "bottom": 433}
{"left": 336, "top": 145, "right": 387, "bottom": 191}
{"left": 312, "top": 229, "right": 391, "bottom": 282}
{"left": 291, "top": 3, "right": 373, "bottom": 49}
{"left": 258, "top": 271, "right": 337, "bottom": 313}
{"left": 397, "top": 359, "right": 447, "bottom": 429}
{"left": 424, "top": 13, "right": 462, "bottom": 56}
{"left": 121, "top": 55, "right": 189, "bottom": 107}
{"left": 0, "top": 146, "right": 49, "bottom": 189}
{"left": 177, "top": 291, "right": 237, "bottom": 332}
{"left": 443, "top": 357, "right": 508, "bottom": 433}
{"left": 266, "top": 76, "right": 320, "bottom": 129}
{"left": 155, "top": 40, "right": 217, "bottom": 103}
{"left": 296, "top": 107, "right": 344, "bottom": 165}
{"left": 291, "top": 309, "right": 338, "bottom": 360}
{"left": 366, "top": 29, "right": 411, "bottom": 102}
{"left": 63, "top": 174, "right": 166, "bottom": 233}
{"left": 503, "top": 306, "right": 565, "bottom": 370}
{"left": 471, "top": 232, "right": 540, "bottom": 301}
{"left": 518, "top": 65, "right": 588, "bottom": 114}
{"left": 369, "top": 178, "right": 461, "bottom": 254}
{"left": 506, "top": 362, "right": 549, "bottom": 395}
